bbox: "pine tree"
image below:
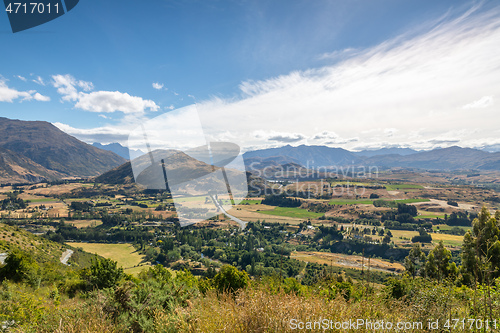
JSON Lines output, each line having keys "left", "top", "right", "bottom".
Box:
{"left": 404, "top": 244, "right": 426, "bottom": 278}
{"left": 461, "top": 207, "right": 500, "bottom": 285}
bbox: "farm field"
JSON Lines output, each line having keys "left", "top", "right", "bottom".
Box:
{"left": 68, "top": 242, "right": 151, "bottom": 275}
{"left": 417, "top": 213, "right": 447, "bottom": 219}
{"left": 66, "top": 220, "right": 102, "bottom": 228}
{"left": 25, "top": 197, "right": 61, "bottom": 203}
{"left": 291, "top": 251, "right": 404, "bottom": 274}
{"left": 327, "top": 198, "right": 430, "bottom": 206}
{"left": 395, "top": 198, "right": 430, "bottom": 204}
{"left": 228, "top": 207, "right": 303, "bottom": 224}
{"left": 385, "top": 184, "right": 424, "bottom": 191}
{"left": 430, "top": 233, "right": 464, "bottom": 248}
{"left": 387, "top": 229, "right": 464, "bottom": 249}
{"left": 435, "top": 224, "right": 471, "bottom": 231}
{"left": 328, "top": 199, "right": 374, "bottom": 205}
{"left": 256, "top": 206, "right": 324, "bottom": 219}
{"left": 237, "top": 199, "right": 262, "bottom": 205}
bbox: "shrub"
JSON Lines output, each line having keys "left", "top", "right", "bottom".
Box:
{"left": 212, "top": 265, "right": 249, "bottom": 294}
{"left": 81, "top": 256, "right": 124, "bottom": 290}
{"left": 0, "top": 250, "right": 40, "bottom": 287}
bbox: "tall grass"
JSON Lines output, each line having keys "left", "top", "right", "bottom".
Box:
{"left": 176, "top": 281, "right": 475, "bottom": 332}
{"left": 3, "top": 278, "right": 499, "bottom": 332}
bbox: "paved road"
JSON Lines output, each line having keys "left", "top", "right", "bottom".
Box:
{"left": 60, "top": 249, "right": 74, "bottom": 265}
{"left": 0, "top": 250, "right": 74, "bottom": 266}
{"left": 211, "top": 195, "right": 248, "bottom": 229}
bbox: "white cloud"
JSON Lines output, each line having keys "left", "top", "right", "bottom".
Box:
{"left": 32, "top": 76, "right": 45, "bottom": 86}
{"left": 323, "top": 138, "right": 358, "bottom": 145}
{"left": 318, "top": 48, "right": 358, "bottom": 60}
{"left": 53, "top": 122, "right": 131, "bottom": 144}
{"left": 152, "top": 82, "right": 164, "bottom": 90}
{"left": 253, "top": 130, "right": 305, "bottom": 143}
{"left": 33, "top": 92, "right": 50, "bottom": 102}
{"left": 0, "top": 80, "right": 30, "bottom": 102}
{"left": 0, "top": 78, "right": 49, "bottom": 102}
{"left": 194, "top": 4, "right": 500, "bottom": 151}
{"left": 310, "top": 131, "right": 358, "bottom": 144}
{"left": 312, "top": 131, "right": 339, "bottom": 140}
{"left": 77, "top": 80, "right": 94, "bottom": 91}
{"left": 52, "top": 74, "right": 159, "bottom": 115}
{"left": 58, "top": 4, "right": 500, "bottom": 153}
{"left": 384, "top": 128, "right": 398, "bottom": 137}
{"left": 52, "top": 74, "right": 81, "bottom": 101}
{"left": 75, "top": 91, "right": 159, "bottom": 114}
{"left": 15, "top": 75, "right": 27, "bottom": 81}
{"left": 462, "top": 95, "right": 493, "bottom": 109}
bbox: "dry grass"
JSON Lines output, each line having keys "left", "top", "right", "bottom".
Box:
{"left": 2, "top": 280, "right": 481, "bottom": 333}
{"left": 27, "top": 183, "right": 88, "bottom": 196}
{"left": 69, "top": 242, "right": 150, "bottom": 275}
{"left": 9, "top": 303, "right": 119, "bottom": 333}
{"left": 430, "top": 233, "right": 464, "bottom": 248}
{"left": 0, "top": 223, "right": 66, "bottom": 261}
{"left": 183, "top": 287, "right": 451, "bottom": 333}
{"left": 291, "top": 251, "right": 404, "bottom": 274}
{"left": 229, "top": 205, "right": 304, "bottom": 224}
{"left": 65, "top": 220, "right": 102, "bottom": 228}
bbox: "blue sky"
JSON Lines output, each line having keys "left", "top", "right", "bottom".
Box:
{"left": 1, "top": 0, "right": 499, "bottom": 151}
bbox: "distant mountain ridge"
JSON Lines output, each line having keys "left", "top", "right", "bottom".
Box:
{"left": 243, "top": 145, "right": 363, "bottom": 168}
{"left": 0, "top": 117, "right": 126, "bottom": 182}
{"left": 481, "top": 144, "right": 500, "bottom": 153}
{"left": 92, "top": 142, "right": 144, "bottom": 160}
{"left": 354, "top": 147, "right": 418, "bottom": 157}
{"left": 95, "top": 144, "right": 500, "bottom": 184}
{"left": 364, "top": 146, "right": 495, "bottom": 170}
{"left": 243, "top": 144, "right": 500, "bottom": 171}
{"left": 95, "top": 149, "right": 231, "bottom": 187}
{"left": 0, "top": 147, "right": 64, "bottom": 183}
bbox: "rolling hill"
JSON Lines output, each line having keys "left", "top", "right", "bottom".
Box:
{"left": 365, "top": 146, "right": 500, "bottom": 170}
{"left": 243, "top": 145, "right": 500, "bottom": 171}
{"left": 0, "top": 147, "right": 64, "bottom": 183}
{"left": 95, "top": 161, "right": 135, "bottom": 184}
{"left": 96, "top": 149, "right": 220, "bottom": 186}
{"left": 354, "top": 147, "right": 418, "bottom": 157}
{"left": 0, "top": 117, "right": 126, "bottom": 177}
{"left": 92, "top": 142, "right": 144, "bottom": 160}
{"left": 243, "top": 144, "right": 362, "bottom": 168}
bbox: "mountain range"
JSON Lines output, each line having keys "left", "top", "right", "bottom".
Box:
{"left": 97, "top": 144, "right": 500, "bottom": 184}
{"left": 92, "top": 142, "right": 144, "bottom": 160}
{"left": 3, "top": 114, "right": 500, "bottom": 185}
{"left": 243, "top": 144, "right": 500, "bottom": 172}
{"left": 0, "top": 117, "right": 125, "bottom": 183}
{"left": 354, "top": 147, "right": 418, "bottom": 157}
{"left": 96, "top": 149, "right": 248, "bottom": 197}
{"left": 243, "top": 145, "right": 363, "bottom": 167}
{"left": 0, "top": 147, "right": 64, "bottom": 183}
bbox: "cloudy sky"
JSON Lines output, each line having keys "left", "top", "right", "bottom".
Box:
{"left": 1, "top": 0, "right": 499, "bottom": 152}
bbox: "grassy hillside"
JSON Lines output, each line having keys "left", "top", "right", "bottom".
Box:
{"left": 0, "top": 117, "right": 126, "bottom": 177}
{"left": 94, "top": 161, "right": 135, "bottom": 184}
{"left": 0, "top": 147, "right": 63, "bottom": 184}
{"left": 0, "top": 222, "right": 94, "bottom": 267}
{"left": 69, "top": 242, "right": 151, "bottom": 275}
{"left": 0, "top": 223, "right": 67, "bottom": 264}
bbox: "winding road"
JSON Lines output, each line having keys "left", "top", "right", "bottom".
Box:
{"left": 60, "top": 249, "right": 74, "bottom": 265}
{"left": 211, "top": 195, "right": 248, "bottom": 229}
